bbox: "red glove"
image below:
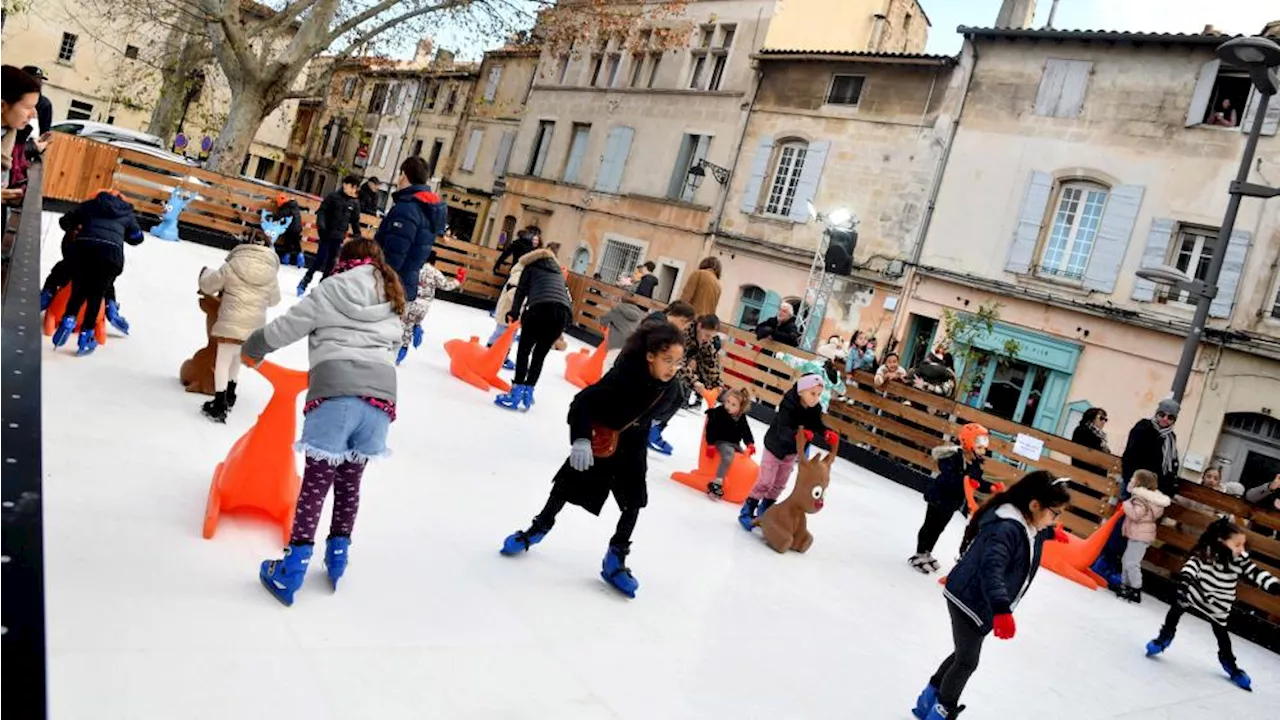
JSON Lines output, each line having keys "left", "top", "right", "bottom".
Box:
{"left": 965, "top": 478, "right": 980, "bottom": 491}
{"left": 455, "top": 267, "right": 467, "bottom": 283}
{"left": 1053, "top": 524, "right": 1070, "bottom": 544}
{"left": 705, "top": 445, "right": 717, "bottom": 459}
{"left": 991, "top": 482, "right": 1007, "bottom": 493}
{"left": 803, "top": 430, "right": 814, "bottom": 443}
{"left": 824, "top": 429, "right": 839, "bottom": 447}
{"left": 746, "top": 443, "right": 756, "bottom": 456}
{"left": 992, "top": 613, "right": 1016, "bottom": 640}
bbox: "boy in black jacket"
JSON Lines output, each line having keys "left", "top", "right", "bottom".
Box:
{"left": 705, "top": 386, "right": 755, "bottom": 498}
{"left": 298, "top": 175, "right": 362, "bottom": 295}
{"left": 273, "top": 194, "right": 306, "bottom": 268}
{"left": 50, "top": 190, "right": 144, "bottom": 356}
{"left": 910, "top": 423, "right": 1003, "bottom": 574}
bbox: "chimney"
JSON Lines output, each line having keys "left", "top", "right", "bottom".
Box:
{"left": 434, "top": 48, "right": 455, "bottom": 66}
{"left": 995, "top": 0, "right": 1038, "bottom": 29}
{"left": 413, "top": 39, "right": 435, "bottom": 66}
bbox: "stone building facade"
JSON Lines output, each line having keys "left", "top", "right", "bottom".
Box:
{"left": 764, "top": 0, "right": 928, "bottom": 55}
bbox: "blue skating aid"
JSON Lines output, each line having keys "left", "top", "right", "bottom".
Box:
{"left": 259, "top": 544, "right": 313, "bottom": 606}
{"left": 324, "top": 536, "right": 351, "bottom": 589}
{"left": 519, "top": 384, "right": 535, "bottom": 409}
{"left": 601, "top": 545, "right": 639, "bottom": 598}
{"left": 502, "top": 357, "right": 515, "bottom": 370}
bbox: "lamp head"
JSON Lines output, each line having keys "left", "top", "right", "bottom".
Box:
{"left": 1136, "top": 264, "right": 1192, "bottom": 286}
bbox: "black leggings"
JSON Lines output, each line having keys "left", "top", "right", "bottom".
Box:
{"left": 43, "top": 259, "right": 116, "bottom": 303}
{"left": 916, "top": 502, "right": 955, "bottom": 554}
{"left": 515, "top": 303, "right": 570, "bottom": 387}
{"left": 1157, "top": 604, "right": 1235, "bottom": 664}
{"left": 532, "top": 493, "right": 640, "bottom": 550}
{"left": 930, "top": 601, "right": 987, "bottom": 710}
{"left": 64, "top": 257, "right": 122, "bottom": 331}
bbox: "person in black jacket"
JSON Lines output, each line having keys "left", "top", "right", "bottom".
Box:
{"left": 912, "top": 471, "right": 1070, "bottom": 720}
{"left": 297, "top": 174, "right": 362, "bottom": 295}
{"left": 1070, "top": 407, "right": 1110, "bottom": 476}
{"left": 19, "top": 66, "right": 51, "bottom": 137}
{"left": 738, "top": 375, "right": 835, "bottom": 530}
{"left": 374, "top": 156, "right": 447, "bottom": 306}
{"left": 499, "top": 322, "right": 687, "bottom": 598}
{"left": 357, "top": 176, "right": 382, "bottom": 216}
{"left": 632, "top": 261, "right": 658, "bottom": 298}
{"left": 704, "top": 386, "right": 756, "bottom": 498}
{"left": 50, "top": 189, "right": 144, "bottom": 356}
{"left": 273, "top": 194, "right": 306, "bottom": 267}
{"left": 754, "top": 301, "right": 801, "bottom": 348}
{"left": 492, "top": 227, "right": 539, "bottom": 273}
{"left": 494, "top": 243, "right": 572, "bottom": 410}
{"left": 910, "top": 423, "right": 1005, "bottom": 574}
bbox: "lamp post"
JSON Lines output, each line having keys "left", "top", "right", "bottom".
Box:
{"left": 1137, "top": 36, "right": 1280, "bottom": 403}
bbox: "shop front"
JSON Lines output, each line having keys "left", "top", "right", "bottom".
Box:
{"left": 953, "top": 322, "right": 1082, "bottom": 434}
{"left": 440, "top": 186, "right": 492, "bottom": 244}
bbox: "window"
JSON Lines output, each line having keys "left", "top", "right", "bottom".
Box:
{"left": 629, "top": 53, "right": 646, "bottom": 87}
{"left": 373, "top": 134, "right": 389, "bottom": 167}
{"left": 589, "top": 54, "right": 605, "bottom": 87}
{"left": 341, "top": 77, "right": 357, "bottom": 100}
{"left": 1164, "top": 227, "right": 1217, "bottom": 304}
{"left": 1271, "top": 276, "right": 1280, "bottom": 319}
{"left": 1033, "top": 59, "right": 1092, "bottom": 118}
{"left": 443, "top": 86, "right": 457, "bottom": 114}
{"left": 461, "top": 128, "right": 483, "bottom": 172}
{"left": 1039, "top": 182, "right": 1108, "bottom": 280}
{"left": 605, "top": 53, "right": 621, "bottom": 88}
{"left": 599, "top": 238, "right": 644, "bottom": 287}
{"left": 764, "top": 141, "right": 808, "bottom": 217}
{"left": 689, "top": 55, "right": 707, "bottom": 89}
{"left": 483, "top": 65, "right": 503, "bottom": 101}
{"left": 411, "top": 139, "right": 424, "bottom": 157}
{"left": 738, "top": 286, "right": 767, "bottom": 327}
{"left": 563, "top": 123, "right": 591, "bottom": 184}
{"left": 387, "top": 84, "right": 404, "bottom": 115}
{"left": 707, "top": 25, "right": 734, "bottom": 91}
{"left": 1188, "top": 61, "right": 1253, "bottom": 129}
{"left": 647, "top": 54, "right": 662, "bottom": 88}
{"left": 422, "top": 81, "right": 439, "bottom": 110}
{"left": 594, "top": 126, "right": 635, "bottom": 193}
{"left": 688, "top": 24, "right": 714, "bottom": 90}
{"left": 667, "top": 133, "right": 711, "bottom": 202}
{"left": 827, "top": 75, "right": 864, "bottom": 106}
{"left": 367, "top": 83, "right": 389, "bottom": 114}
{"left": 124, "top": 45, "right": 139, "bottom": 60}
{"left": 527, "top": 120, "right": 554, "bottom": 177}
{"left": 58, "top": 32, "right": 78, "bottom": 63}
{"left": 556, "top": 55, "right": 570, "bottom": 84}
{"left": 67, "top": 99, "right": 93, "bottom": 121}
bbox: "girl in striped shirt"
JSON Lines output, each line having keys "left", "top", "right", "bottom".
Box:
{"left": 1145, "top": 517, "right": 1280, "bottom": 691}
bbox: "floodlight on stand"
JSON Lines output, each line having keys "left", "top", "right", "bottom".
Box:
{"left": 826, "top": 207, "right": 853, "bottom": 227}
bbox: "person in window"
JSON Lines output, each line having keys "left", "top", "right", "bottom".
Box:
{"left": 754, "top": 301, "right": 800, "bottom": 348}
{"left": 1070, "top": 407, "right": 1110, "bottom": 476}
{"left": 358, "top": 176, "right": 382, "bottom": 216}
{"left": 632, "top": 261, "right": 659, "bottom": 298}
{"left": 1208, "top": 98, "right": 1238, "bottom": 128}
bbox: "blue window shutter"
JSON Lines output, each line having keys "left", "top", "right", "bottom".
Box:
{"left": 594, "top": 126, "right": 634, "bottom": 194}
{"left": 1209, "top": 229, "right": 1251, "bottom": 319}
{"left": 1082, "top": 184, "right": 1144, "bottom": 293}
{"left": 1131, "top": 217, "right": 1175, "bottom": 302}
{"left": 788, "top": 140, "right": 830, "bottom": 222}
{"left": 1005, "top": 170, "right": 1053, "bottom": 274}
{"left": 739, "top": 137, "right": 775, "bottom": 214}
{"left": 760, "top": 291, "right": 782, "bottom": 321}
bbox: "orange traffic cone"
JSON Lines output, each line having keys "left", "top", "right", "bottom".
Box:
{"left": 564, "top": 329, "right": 610, "bottom": 388}
{"left": 671, "top": 418, "right": 760, "bottom": 503}
{"left": 41, "top": 283, "right": 108, "bottom": 346}
{"left": 203, "top": 360, "right": 309, "bottom": 544}
{"left": 443, "top": 321, "right": 520, "bottom": 392}
{"left": 1041, "top": 506, "right": 1126, "bottom": 589}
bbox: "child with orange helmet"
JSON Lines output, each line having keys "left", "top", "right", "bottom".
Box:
{"left": 909, "top": 423, "right": 1005, "bottom": 573}
{"left": 274, "top": 193, "right": 306, "bottom": 268}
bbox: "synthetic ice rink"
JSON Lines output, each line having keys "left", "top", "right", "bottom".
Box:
{"left": 39, "top": 222, "right": 1279, "bottom": 719}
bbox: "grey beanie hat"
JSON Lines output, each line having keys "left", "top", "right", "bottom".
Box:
{"left": 1157, "top": 399, "right": 1181, "bottom": 417}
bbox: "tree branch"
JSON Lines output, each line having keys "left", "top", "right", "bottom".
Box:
{"left": 251, "top": 0, "right": 321, "bottom": 37}
{"left": 209, "top": 0, "right": 261, "bottom": 85}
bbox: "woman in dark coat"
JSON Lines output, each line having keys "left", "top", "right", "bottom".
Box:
{"left": 499, "top": 322, "right": 687, "bottom": 598}
{"left": 1070, "top": 407, "right": 1110, "bottom": 476}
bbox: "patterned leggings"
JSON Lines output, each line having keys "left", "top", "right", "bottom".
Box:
{"left": 289, "top": 457, "right": 366, "bottom": 544}
{"left": 748, "top": 450, "right": 797, "bottom": 501}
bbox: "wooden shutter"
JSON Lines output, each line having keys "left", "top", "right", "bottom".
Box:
{"left": 1131, "top": 217, "right": 1175, "bottom": 302}
{"left": 682, "top": 135, "right": 712, "bottom": 202}
{"left": 1209, "top": 229, "right": 1252, "bottom": 319}
{"left": 1056, "top": 60, "right": 1092, "bottom": 118}
{"left": 1033, "top": 60, "right": 1068, "bottom": 117}
{"left": 1083, "top": 184, "right": 1144, "bottom": 293}
{"left": 761, "top": 291, "right": 782, "bottom": 322}
{"left": 493, "top": 131, "right": 515, "bottom": 176}
{"left": 788, "top": 140, "right": 830, "bottom": 222}
{"left": 1005, "top": 170, "right": 1053, "bottom": 274}
{"left": 739, "top": 137, "right": 775, "bottom": 214}
{"left": 1185, "top": 59, "right": 1218, "bottom": 127}
{"left": 461, "top": 129, "right": 483, "bottom": 172}
{"left": 594, "top": 126, "right": 634, "bottom": 194}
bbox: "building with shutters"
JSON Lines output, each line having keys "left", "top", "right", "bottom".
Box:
{"left": 898, "top": 24, "right": 1280, "bottom": 490}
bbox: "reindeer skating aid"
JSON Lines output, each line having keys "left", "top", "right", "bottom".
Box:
{"left": 753, "top": 427, "right": 837, "bottom": 553}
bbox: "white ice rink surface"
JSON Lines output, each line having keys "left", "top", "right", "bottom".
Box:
{"left": 38, "top": 226, "right": 1279, "bottom": 719}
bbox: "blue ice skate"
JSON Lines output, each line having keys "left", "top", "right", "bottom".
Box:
{"left": 40, "top": 289, "right": 53, "bottom": 311}
{"left": 912, "top": 684, "right": 939, "bottom": 719}
{"left": 75, "top": 329, "right": 97, "bottom": 356}
{"left": 601, "top": 544, "right": 639, "bottom": 598}
{"left": 1222, "top": 659, "right": 1251, "bottom": 691}
{"left": 412, "top": 324, "right": 424, "bottom": 349}
{"left": 738, "top": 498, "right": 760, "bottom": 531}
{"left": 324, "top": 536, "right": 351, "bottom": 589}
{"left": 494, "top": 384, "right": 526, "bottom": 411}
{"left": 1145, "top": 636, "right": 1171, "bottom": 657}
{"left": 500, "top": 527, "right": 548, "bottom": 555}
{"left": 924, "top": 702, "right": 963, "bottom": 719}
{"left": 647, "top": 424, "right": 673, "bottom": 455}
{"left": 296, "top": 280, "right": 307, "bottom": 297}
{"left": 396, "top": 345, "right": 409, "bottom": 366}
{"left": 519, "top": 384, "right": 535, "bottom": 410}
{"left": 105, "top": 300, "right": 130, "bottom": 335}
{"left": 502, "top": 357, "right": 515, "bottom": 370}
{"left": 259, "top": 544, "right": 313, "bottom": 607}
{"left": 51, "top": 316, "right": 76, "bottom": 348}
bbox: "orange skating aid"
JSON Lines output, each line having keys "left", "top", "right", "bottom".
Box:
{"left": 671, "top": 419, "right": 760, "bottom": 503}
{"left": 443, "top": 321, "right": 520, "bottom": 392}
{"left": 41, "top": 284, "right": 107, "bottom": 346}
{"left": 1040, "top": 506, "right": 1126, "bottom": 590}
{"left": 564, "top": 329, "right": 609, "bottom": 389}
{"left": 202, "top": 360, "right": 308, "bottom": 544}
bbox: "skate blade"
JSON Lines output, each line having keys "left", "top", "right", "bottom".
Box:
{"left": 259, "top": 572, "right": 295, "bottom": 607}
{"left": 600, "top": 572, "right": 636, "bottom": 599}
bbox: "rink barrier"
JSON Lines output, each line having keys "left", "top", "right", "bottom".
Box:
{"left": 2, "top": 158, "right": 49, "bottom": 718}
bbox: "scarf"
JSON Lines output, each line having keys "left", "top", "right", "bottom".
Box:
{"left": 332, "top": 256, "right": 373, "bottom": 274}
{"left": 1086, "top": 422, "right": 1110, "bottom": 454}
{"left": 1151, "top": 417, "right": 1176, "bottom": 475}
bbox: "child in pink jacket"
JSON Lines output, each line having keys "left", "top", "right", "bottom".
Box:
{"left": 1117, "top": 469, "right": 1171, "bottom": 603}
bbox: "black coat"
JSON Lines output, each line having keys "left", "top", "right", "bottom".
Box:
{"left": 316, "top": 190, "right": 361, "bottom": 245}
{"left": 924, "top": 447, "right": 990, "bottom": 513}
{"left": 493, "top": 233, "right": 534, "bottom": 272}
{"left": 755, "top": 315, "right": 801, "bottom": 347}
{"left": 633, "top": 273, "right": 658, "bottom": 298}
{"left": 944, "top": 506, "right": 1055, "bottom": 633}
{"left": 374, "top": 185, "right": 447, "bottom": 302}
{"left": 1070, "top": 423, "right": 1107, "bottom": 476}
{"left": 705, "top": 406, "right": 754, "bottom": 448}
{"left": 507, "top": 249, "right": 570, "bottom": 320}
{"left": 276, "top": 199, "right": 304, "bottom": 253}
{"left": 1121, "top": 419, "right": 1179, "bottom": 497}
{"left": 358, "top": 183, "right": 381, "bottom": 216}
{"left": 763, "top": 386, "right": 828, "bottom": 460}
{"left": 59, "top": 192, "right": 143, "bottom": 268}
{"left": 551, "top": 352, "right": 674, "bottom": 514}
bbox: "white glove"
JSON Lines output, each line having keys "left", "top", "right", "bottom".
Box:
{"left": 569, "top": 439, "right": 594, "bottom": 472}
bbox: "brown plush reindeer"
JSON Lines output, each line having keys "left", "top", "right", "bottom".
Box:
{"left": 753, "top": 427, "right": 837, "bottom": 553}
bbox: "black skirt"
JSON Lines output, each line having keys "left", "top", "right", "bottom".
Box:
{"left": 550, "top": 436, "right": 648, "bottom": 515}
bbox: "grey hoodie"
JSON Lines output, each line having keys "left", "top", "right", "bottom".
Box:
{"left": 243, "top": 264, "right": 401, "bottom": 404}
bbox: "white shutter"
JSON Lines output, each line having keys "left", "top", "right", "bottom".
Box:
{"left": 1056, "top": 60, "right": 1092, "bottom": 118}
{"left": 493, "top": 131, "right": 515, "bottom": 176}
{"left": 1131, "top": 217, "right": 1175, "bottom": 302}
{"left": 1242, "top": 89, "right": 1280, "bottom": 136}
{"left": 1005, "top": 170, "right": 1053, "bottom": 274}
{"left": 1082, "top": 184, "right": 1144, "bottom": 293}
{"left": 484, "top": 66, "right": 503, "bottom": 102}
{"left": 563, "top": 125, "right": 591, "bottom": 184}
{"left": 739, "top": 137, "right": 775, "bottom": 214}
{"left": 788, "top": 140, "right": 830, "bottom": 222}
{"left": 461, "top": 129, "right": 483, "bottom": 171}
{"left": 1033, "top": 60, "right": 1068, "bottom": 117}
{"left": 1185, "top": 59, "right": 1218, "bottom": 127}
{"left": 1209, "top": 229, "right": 1251, "bottom": 319}
{"left": 594, "top": 126, "right": 634, "bottom": 193}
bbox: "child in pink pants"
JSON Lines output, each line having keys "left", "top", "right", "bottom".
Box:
{"left": 739, "top": 373, "right": 833, "bottom": 530}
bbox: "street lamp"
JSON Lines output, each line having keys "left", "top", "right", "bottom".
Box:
{"left": 685, "top": 159, "right": 730, "bottom": 194}
{"left": 1136, "top": 36, "right": 1280, "bottom": 403}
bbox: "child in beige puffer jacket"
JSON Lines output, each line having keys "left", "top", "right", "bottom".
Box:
{"left": 197, "top": 229, "right": 282, "bottom": 422}
{"left": 1118, "top": 469, "right": 1172, "bottom": 603}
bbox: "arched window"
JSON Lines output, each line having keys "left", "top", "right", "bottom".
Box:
{"left": 1039, "top": 180, "right": 1109, "bottom": 280}
{"left": 737, "top": 285, "right": 767, "bottom": 327}
{"left": 764, "top": 140, "right": 809, "bottom": 217}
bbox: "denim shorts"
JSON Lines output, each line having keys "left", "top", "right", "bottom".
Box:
{"left": 297, "top": 397, "right": 390, "bottom": 464}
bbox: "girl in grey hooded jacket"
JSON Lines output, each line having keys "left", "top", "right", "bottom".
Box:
{"left": 245, "top": 238, "right": 406, "bottom": 607}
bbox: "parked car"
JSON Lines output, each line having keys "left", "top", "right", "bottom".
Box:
{"left": 50, "top": 121, "right": 166, "bottom": 149}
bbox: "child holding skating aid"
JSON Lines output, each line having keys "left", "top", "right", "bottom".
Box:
{"left": 244, "top": 238, "right": 405, "bottom": 607}
{"left": 1115, "top": 469, "right": 1170, "bottom": 603}
{"left": 498, "top": 322, "right": 686, "bottom": 598}
{"left": 912, "top": 471, "right": 1071, "bottom": 720}
{"left": 396, "top": 251, "right": 464, "bottom": 365}
{"left": 909, "top": 424, "right": 1005, "bottom": 574}
{"left": 197, "top": 228, "right": 282, "bottom": 423}
{"left": 738, "top": 374, "right": 836, "bottom": 530}
{"left": 1145, "top": 517, "right": 1280, "bottom": 690}
{"left": 704, "top": 387, "right": 755, "bottom": 499}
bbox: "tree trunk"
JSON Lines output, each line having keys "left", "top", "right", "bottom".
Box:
{"left": 205, "top": 86, "right": 267, "bottom": 176}
{"left": 146, "top": 18, "right": 206, "bottom": 141}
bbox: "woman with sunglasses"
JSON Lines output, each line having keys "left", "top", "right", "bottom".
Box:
{"left": 1070, "top": 407, "right": 1110, "bottom": 476}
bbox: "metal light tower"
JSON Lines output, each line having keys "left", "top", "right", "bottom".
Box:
{"left": 797, "top": 206, "right": 858, "bottom": 351}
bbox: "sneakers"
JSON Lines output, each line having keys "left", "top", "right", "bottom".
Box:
{"left": 1114, "top": 585, "right": 1141, "bottom": 603}
{"left": 202, "top": 391, "right": 229, "bottom": 423}
{"left": 912, "top": 684, "right": 939, "bottom": 719}
{"left": 52, "top": 316, "right": 76, "bottom": 348}
{"left": 601, "top": 543, "right": 639, "bottom": 598}
{"left": 738, "top": 498, "right": 760, "bottom": 531}
{"left": 324, "top": 536, "right": 351, "bottom": 589}
{"left": 647, "top": 424, "right": 673, "bottom": 455}
{"left": 105, "top": 300, "right": 130, "bottom": 335}
{"left": 259, "top": 543, "right": 313, "bottom": 606}
{"left": 500, "top": 526, "right": 548, "bottom": 555}
{"left": 75, "top": 329, "right": 98, "bottom": 356}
